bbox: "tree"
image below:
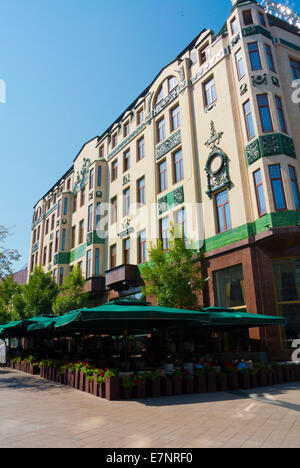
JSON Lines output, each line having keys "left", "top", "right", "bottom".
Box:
{"left": 0, "top": 276, "right": 20, "bottom": 322}
{"left": 52, "top": 265, "right": 89, "bottom": 315}
{"left": 139, "top": 227, "right": 207, "bottom": 309}
{"left": 19, "top": 266, "right": 59, "bottom": 318}
{"left": 0, "top": 226, "right": 20, "bottom": 281}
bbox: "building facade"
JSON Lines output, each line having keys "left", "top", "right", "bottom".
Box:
{"left": 29, "top": 0, "right": 300, "bottom": 358}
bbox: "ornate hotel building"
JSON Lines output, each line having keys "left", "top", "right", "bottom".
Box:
{"left": 29, "top": 0, "right": 300, "bottom": 357}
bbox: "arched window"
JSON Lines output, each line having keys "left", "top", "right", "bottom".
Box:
{"left": 155, "top": 85, "right": 164, "bottom": 105}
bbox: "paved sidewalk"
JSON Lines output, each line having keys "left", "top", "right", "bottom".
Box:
{"left": 1, "top": 368, "right": 300, "bottom": 448}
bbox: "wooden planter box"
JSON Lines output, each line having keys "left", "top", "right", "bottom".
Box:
{"left": 40, "top": 365, "right": 45, "bottom": 379}
{"left": 136, "top": 382, "right": 146, "bottom": 399}
{"left": 194, "top": 375, "right": 207, "bottom": 393}
{"left": 250, "top": 373, "right": 258, "bottom": 388}
{"left": 79, "top": 372, "right": 86, "bottom": 391}
{"left": 289, "top": 366, "right": 296, "bottom": 382}
{"left": 218, "top": 376, "right": 228, "bottom": 392}
{"left": 67, "top": 370, "right": 75, "bottom": 388}
{"left": 294, "top": 365, "right": 300, "bottom": 381}
{"left": 207, "top": 373, "right": 217, "bottom": 393}
{"left": 283, "top": 367, "right": 291, "bottom": 382}
{"left": 172, "top": 376, "right": 182, "bottom": 395}
{"left": 85, "top": 378, "right": 93, "bottom": 393}
{"left": 92, "top": 375, "right": 99, "bottom": 397}
{"left": 183, "top": 378, "right": 194, "bottom": 394}
{"left": 122, "top": 386, "right": 133, "bottom": 399}
{"left": 99, "top": 382, "right": 106, "bottom": 398}
{"left": 74, "top": 370, "right": 80, "bottom": 389}
{"left": 105, "top": 376, "right": 120, "bottom": 401}
{"left": 150, "top": 378, "right": 161, "bottom": 398}
{"left": 276, "top": 366, "right": 284, "bottom": 384}
{"left": 239, "top": 372, "right": 251, "bottom": 389}
{"left": 266, "top": 372, "right": 273, "bottom": 386}
{"left": 258, "top": 370, "right": 268, "bottom": 386}
{"left": 161, "top": 377, "right": 173, "bottom": 396}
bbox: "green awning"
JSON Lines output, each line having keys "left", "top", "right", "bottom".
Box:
{"left": 202, "top": 307, "right": 286, "bottom": 328}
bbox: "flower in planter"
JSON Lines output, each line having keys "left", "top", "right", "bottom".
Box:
{"left": 171, "top": 369, "right": 182, "bottom": 378}
{"left": 216, "top": 371, "right": 227, "bottom": 382}
{"left": 194, "top": 367, "right": 207, "bottom": 377}
{"left": 121, "top": 375, "right": 136, "bottom": 388}
{"left": 148, "top": 370, "right": 160, "bottom": 381}
{"left": 104, "top": 368, "right": 118, "bottom": 380}
{"left": 182, "top": 369, "right": 193, "bottom": 380}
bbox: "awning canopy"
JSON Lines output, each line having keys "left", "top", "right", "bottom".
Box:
{"left": 0, "top": 300, "right": 286, "bottom": 338}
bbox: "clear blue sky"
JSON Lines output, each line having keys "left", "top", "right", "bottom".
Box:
{"left": 0, "top": 0, "right": 297, "bottom": 272}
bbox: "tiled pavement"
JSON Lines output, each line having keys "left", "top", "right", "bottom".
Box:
{"left": 0, "top": 368, "right": 300, "bottom": 448}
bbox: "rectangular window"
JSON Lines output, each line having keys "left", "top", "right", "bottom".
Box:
{"left": 214, "top": 264, "right": 246, "bottom": 309}
{"left": 79, "top": 220, "right": 84, "bottom": 244}
{"left": 89, "top": 168, "right": 94, "bottom": 190}
{"left": 137, "top": 108, "right": 144, "bottom": 125}
{"left": 157, "top": 118, "right": 166, "bottom": 142}
{"left": 235, "top": 49, "right": 245, "bottom": 80}
{"left": 174, "top": 149, "right": 184, "bottom": 183}
{"left": 99, "top": 145, "right": 104, "bottom": 158}
{"left": 175, "top": 208, "right": 186, "bottom": 239}
{"left": 160, "top": 217, "right": 170, "bottom": 252}
{"left": 59, "top": 267, "right": 64, "bottom": 286}
{"left": 51, "top": 214, "right": 55, "bottom": 231}
{"left": 275, "top": 96, "right": 287, "bottom": 134}
{"left": 96, "top": 202, "right": 101, "bottom": 228}
{"left": 137, "top": 177, "right": 145, "bottom": 206}
{"left": 123, "top": 149, "right": 130, "bottom": 172}
{"left": 124, "top": 238, "right": 130, "bottom": 264}
{"left": 88, "top": 204, "right": 93, "bottom": 232}
{"left": 243, "top": 100, "right": 255, "bottom": 140}
{"left": 112, "top": 133, "right": 118, "bottom": 148}
{"left": 43, "top": 246, "right": 47, "bottom": 266}
{"left": 137, "top": 137, "right": 145, "bottom": 161}
{"left": 97, "top": 166, "right": 102, "bottom": 186}
{"left": 204, "top": 77, "right": 217, "bottom": 106}
{"left": 216, "top": 190, "right": 232, "bottom": 233}
{"left": 63, "top": 198, "right": 68, "bottom": 216}
{"left": 124, "top": 121, "right": 130, "bottom": 138}
{"left": 45, "top": 219, "right": 49, "bottom": 235}
{"left": 86, "top": 250, "right": 92, "bottom": 278}
{"left": 95, "top": 248, "right": 100, "bottom": 276}
{"left": 80, "top": 186, "right": 86, "bottom": 207}
{"left": 200, "top": 44, "right": 211, "bottom": 65}
{"left": 71, "top": 226, "right": 76, "bottom": 249}
{"left": 49, "top": 242, "right": 53, "bottom": 263}
{"left": 230, "top": 17, "right": 238, "bottom": 35}
{"left": 62, "top": 229, "right": 66, "bottom": 252}
{"left": 248, "top": 42, "right": 262, "bottom": 71}
{"left": 168, "top": 76, "right": 178, "bottom": 93}
{"left": 243, "top": 9, "right": 253, "bottom": 25}
{"left": 67, "top": 178, "right": 71, "bottom": 190}
{"left": 111, "top": 160, "right": 118, "bottom": 181}
{"left": 265, "top": 44, "right": 275, "bottom": 72}
{"left": 259, "top": 12, "right": 266, "bottom": 26}
{"left": 159, "top": 160, "right": 168, "bottom": 192}
{"left": 253, "top": 169, "right": 267, "bottom": 216}
{"left": 57, "top": 199, "right": 62, "bottom": 217}
{"left": 289, "top": 166, "right": 300, "bottom": 210}
{"left": 171, "top": 105, "right": 180, "bottom": 131}
{"left": 257, "top": 94, "right": 273, "bottom": 133}
{"left": 110, "top": 244, "right": 117, "bottom": 269}
{"left": 55, "top": 230, "right": 59, "bottom": 253}
{"left": 111, "top": 196, "right": 117, "bottom": 224}
{"left": 269, "top": 164, "right": 286, "bottom": 211}
{"left": 124, "top": 188, "right": 130, "bottom": 216}
{"left": 138, "top": 230, "right": 147, "bottom": 264}
{"left": 290, "top": 58, "right": 300, "bottom": 80}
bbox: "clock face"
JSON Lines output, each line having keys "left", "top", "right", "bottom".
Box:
{"left": 210, "top": 154, "right": 224, "bottom": 175}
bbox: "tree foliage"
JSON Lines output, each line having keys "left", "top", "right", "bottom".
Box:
{"left": 52, "top": 265, "right": 89, "bottom": 315}
{"left": 0, "top": 276, "right": 20, "bottom": 322}
{"left": 139, "top": 227, "right": 206, "bottom": 309}
{"left": 0, "top": 226, "right": 20, "bottom": 281}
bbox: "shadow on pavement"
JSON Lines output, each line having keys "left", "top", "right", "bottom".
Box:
{"left": 0, "top": 369, "right": 74, "bottom": 393}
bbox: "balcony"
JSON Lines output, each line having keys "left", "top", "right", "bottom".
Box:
{"left": 83, "top": 276, "right": 106, "bottom": 294}
{"left": 105, "top": 264, "right": 142, "bottom": 291}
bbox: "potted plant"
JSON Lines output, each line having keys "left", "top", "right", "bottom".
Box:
{"left": 134, "top": 374, "right": 147, "bottom": 399}
{"left": 105, "top": 369, "right": 120, "bottom": 401}
{"left": 121, "top": 375, "right": 135, "bottom": 399}
{"left": 194, "top": 368, "right": 207, "bottom": 393}
{"left": 95, "top": 370, "right": 106, "bottom": 398}
{"left": 74, "top": 362, "right": 83, "bottom": 389}
{"left": 224, "top": 364, "right": 239, "bottom": 390}
{"left": 182, "top": 369, "right": 194, "bottom": 394}
{"left": 171, "top": 369, "right": 182, "bottom": 395}
{"left": 217, "top": 372, "right": 228, "bottom": 392}
{"left": 86, "top": 369, "right": 96, "bottom": 393}
{"left": 239, "top": 367, "right": 251, "bottom": 389}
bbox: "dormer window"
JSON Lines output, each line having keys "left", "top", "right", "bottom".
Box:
{"left": 168, "top": 76, "right": 178, "bottom": 93}
{"left": 200, "top": 44, "right": 211, "bottom": 65}
{"left": 112, "top": 133, "right": 118, "bottom": 149}
{"left": 156, "top": 86, "right": 163, "bottom": 104}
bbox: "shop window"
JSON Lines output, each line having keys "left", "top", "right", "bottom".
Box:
{"left": 214, "top": 264, "right": 246, "bottom": 309}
